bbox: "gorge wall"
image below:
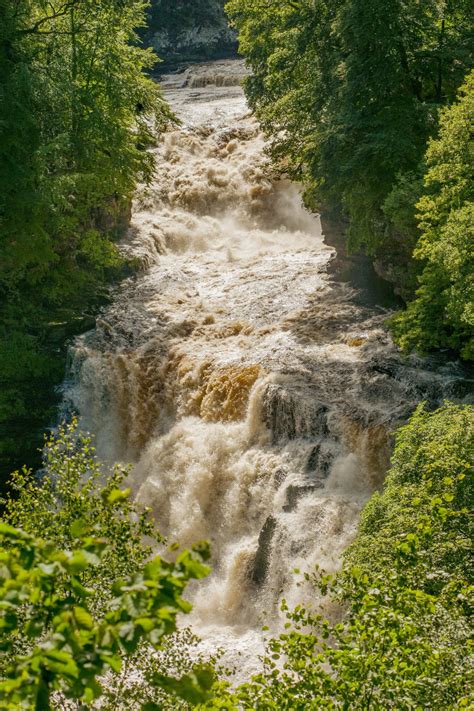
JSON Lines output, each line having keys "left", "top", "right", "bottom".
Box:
{"left": 144, "top": 1, "right": 237, "bottom": 64}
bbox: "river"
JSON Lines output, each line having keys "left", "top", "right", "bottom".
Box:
{"left": 65, "top": 60, "right": 469, "bottom": 677}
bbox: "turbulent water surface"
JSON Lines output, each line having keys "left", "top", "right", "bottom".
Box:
{"left": 66, "top": 60, "right": 469, "bottom": 676}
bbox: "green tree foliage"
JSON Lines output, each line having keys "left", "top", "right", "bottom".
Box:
{"left": 0, "top": 0, "right": 171, "bottom": 479}
{"left": 392, "top": 73, "right": 474, "bottom": 359}
{"left": 214, "top": 572, "right": 472, "bottom": 709}
{"left": 226, "top": 0, "right": 473, "bottom": 339}
{"left": 226, "top": 0, "right": 340, "bottom": 191}
{"left": 346, "top": 402, "right": 473, "bottom": 598}
{"left": 334, "top": 0, "right": 473, "bottom": 256}
{"left": 0, "top": 422, "right": 215, "bottom": 709}
{"left": 0, "top": 525, "right": 213, "bottom": 709}
{"left": 100, "top": 627, "right": 220, "bottom": 710}
{"left": 227, "top": 0, "right": 472, "bottom": 236}
{"left": 208, "top": 403, "right": 473, "bottom": 709}
{"left": 2, "top": 420, "right": 162, "bottom": 606}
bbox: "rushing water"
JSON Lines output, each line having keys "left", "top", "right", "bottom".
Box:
{"left": 65, "top": 60, "right": 470, "bottom": 676}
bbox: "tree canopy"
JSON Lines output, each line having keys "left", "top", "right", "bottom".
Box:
{"left": 227, "top": 0, "right": 473, "bottom": 358}
{"left": 0, "top": 0, "right": 171, "bottom": 479}
{"left": 392, "top": 72, "right": 474, "bottom": 359}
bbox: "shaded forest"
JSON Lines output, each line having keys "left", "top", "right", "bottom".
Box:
{"left": 0, "top": 0, "right": 170, "bottom": 478}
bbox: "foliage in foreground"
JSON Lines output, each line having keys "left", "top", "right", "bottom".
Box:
{"left": 2, "top": 407, "right": 472, "bottom": 709}
{"left": 3, "top": 420, "right": 160, "bottom": 607}
{"left": 0, "top": 423, "right": 214, "bottom": 710}
{"left": 207, "top": 403, "right": 473, "bottom": 709}
{"left": 0, "top": 524, "right": 212, "bottom": 710}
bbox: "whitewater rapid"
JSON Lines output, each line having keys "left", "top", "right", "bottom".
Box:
{"left": 66, "top": 60, "right": 469, "bottom": 676}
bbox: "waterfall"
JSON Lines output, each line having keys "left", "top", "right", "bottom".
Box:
{"left": 65, "top": 60, "right": 469, "bottom": 676}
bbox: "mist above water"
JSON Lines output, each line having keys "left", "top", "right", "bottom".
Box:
{"left": 66, "top": 60, "right": 469, "bottom": 677}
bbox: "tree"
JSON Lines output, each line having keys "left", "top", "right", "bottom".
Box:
{"left": 0, "top": 523, "right": 213, "bottom": 709}
{"left": 0, "top": 0, "right": 172, "bottom": 479}
{"left": 0, "top": 422, "right": 215, "bottom": 709}
{"left": 227, "top": 0, "right": 473, "bottom": 302}
{"left": 226, "top": 0, "right": 341, "bottom": 192}
{"left": 2, "top": 420, "right": 161, "bottom": 606}
{"left": 392, "top": 71, "right": 474, "bottom": 359}
{"left": 346, "top": 402, "right": 473, "bottom": 604}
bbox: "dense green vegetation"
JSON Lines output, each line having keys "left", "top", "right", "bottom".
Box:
{"left": 208, "top": 403, "right": 473, "bottom": 709}
{"left": 346, "top": 403, "right": 473, "bottom": 594}
{"left": 226, "top": 0, "right": 473, "bottom": 358}
{"left": 0, "top": 422, "right": 215, "bottom": 709}
{"left": 392, "top": 73, "right": 474, "bottom": 359}
{"left": 0, "top": 0, "right": 170, "bottom": 480}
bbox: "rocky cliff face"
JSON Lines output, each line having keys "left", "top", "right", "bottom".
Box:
{"left": 145, "top": 1, "right": 237, "bottom": 64}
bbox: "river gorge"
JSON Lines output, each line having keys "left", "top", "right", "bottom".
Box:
{"left": 64, "top": 61, "right": 470, "bottom": 677}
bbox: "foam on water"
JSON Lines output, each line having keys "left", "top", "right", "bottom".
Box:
{"left": 65, "top": 60, "right": 470, "bottom": 677}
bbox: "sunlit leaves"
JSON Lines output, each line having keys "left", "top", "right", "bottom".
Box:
{"left": 227, "top": 0, "right": 473, "bottom": 347}
{"left": 0, "top": 524, "right": 212, "bottom": 709}
{"left": 0, "top": 422, "right": 215, "bottom": 709}
{"left": 392, "top": 72, "right": 474, "bottom": 359}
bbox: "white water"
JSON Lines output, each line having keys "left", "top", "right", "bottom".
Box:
{"left": 66, "top": 60, "right": 469, "bottom": 677}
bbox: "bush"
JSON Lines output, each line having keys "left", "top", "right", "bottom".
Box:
{"left": 346, "top": 402, "right": 473, "bottom": 600}
{"left": 0, "top": 423, "right": 215, "bottom": 709}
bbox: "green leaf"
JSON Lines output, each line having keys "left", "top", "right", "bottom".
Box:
{"left": 70, "top": 519, "right": 89, "bottom": 538}
{"left": 73, "top": 606, "right": 94, "bottom": 630}
{"left": 0, "top": 523, "right": 30, "bottom": 540}
{"left": 106, "top": 488, "right": 131, "bottom": 505}
{"left": 100, "top": 654, "right": 122, "bottom": 674}
{"left": 153, "top": 666, "right": 216, "bottom": 704}
{"left": 83, "top": 678, "right": 103, "bottom": 702}
{"left": 44, "top": 650, "right": 79, "bottom": 679}
{"left": 67, "top": 551, "right": 90, "bottom": 574}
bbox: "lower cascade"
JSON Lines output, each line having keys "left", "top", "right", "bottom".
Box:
{"left": 65, "top": 60, "right": 469, "bottom": 674}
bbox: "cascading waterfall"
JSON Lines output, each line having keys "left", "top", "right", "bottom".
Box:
{"left": 65, "top": 60, "right": 470, "bottom": 675}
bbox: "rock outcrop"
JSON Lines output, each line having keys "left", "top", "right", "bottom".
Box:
{"left": 145, "top": 1, "right": 237, "bottom": 64}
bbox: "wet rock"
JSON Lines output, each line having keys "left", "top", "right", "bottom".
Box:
{"left": 273, "top": 467, "right": 288, "bottom": 488}
{"left": 306, "top": 443, "right": 334, "bottom": 476}
{"left": 446, "top": 377, "right": 474, "bottom": 402}
{"left": 146, "top": 7, "right": 238, "bottom": 65}
{"left": 251, "top": 516, "right": 277, "bottom": 586}
{"left": 283, "top": 484, "right": 322, "bottom": 513}
{"left": 262, "top": 385, "right": 330, "bottom": 443}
